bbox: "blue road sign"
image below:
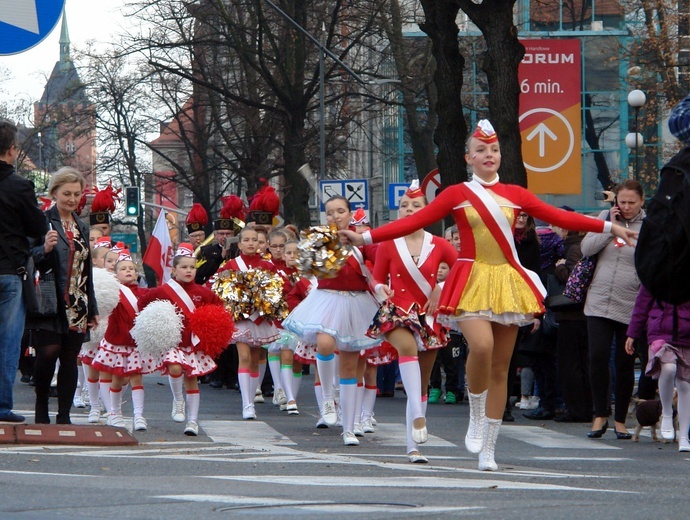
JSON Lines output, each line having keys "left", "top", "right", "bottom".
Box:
{"left": 319, "top": 179, "right": 368, "bottom": 211}
{"left": 0, "top": 0, "right": 66, "bottom": 55}
{"left": 111, "top": 233, "right": 139, "bottom": 254}
{"left": 388, "top": 183, "right": 408, "bottom": 210}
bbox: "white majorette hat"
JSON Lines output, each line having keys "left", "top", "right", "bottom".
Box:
{"left": 117, "top": 249, "right": 133, "bottom": 263}
{"left": 175, "top": 242, "right": 195, "bottom": 258}
{"left": 472, "top": 119, "right": 498, "bottom": 143}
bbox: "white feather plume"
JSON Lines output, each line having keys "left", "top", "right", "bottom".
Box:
{"left": 85, "top": 268, "right": 120, "bottom": 346}
{"left": 131, "top": 300, "right": 183, "bottom": 357}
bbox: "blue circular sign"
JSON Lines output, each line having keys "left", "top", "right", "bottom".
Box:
{"left": 0, "top": 0, "right": 66, "bottom": 56}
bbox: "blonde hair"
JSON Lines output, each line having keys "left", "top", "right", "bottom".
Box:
{"left": 48, "top": 167, "right": 85, "bottom": 197}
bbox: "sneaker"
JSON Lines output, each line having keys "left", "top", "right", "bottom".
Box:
{"left": 99, "top": 399, "right": 106, "bottom": 413}
{"left": 286, "top": 403, "right": 299, "bottom": 415}
{"left": 321, "top": 399, "right": 337, "bottom": 426}
{"left": 171, "top": 400, "right": 186, "bottom": 423}
{"left": 342, "top": 431, "right": 360, "bottom": 446}
{"left": 133, "top": 416, "right": 148, "bottom": 431}
{"left": 316, "top": 417, "right": 329, "bottom": 429}
{"left": 273, "top": 388, "right": 287, "bottom": 406}
{"left": 353, "top": 423, "right": 364, "bottom": 437}
{"left": 361, "top": 418, "right": 375, "bottom": 433}
{"left": 254, "top": 388, "right": 265, "bottom": 404}
{"left": 88, "top": 407, "right": 101, "bottom": 424}
{"left": 428, "top": 388, "right": 441, "bottom": 404}
{"left": 445, "top": 391, "right": 457, "bottom": 404}
{"left": 661, "top": 415, "right": 675, "bottom": 442}
{"left": 184, "top": 421, "right": 199, "bottom": 436}
{"left": 107, "top": 414, "right": 125, "bottom": 428}
{"left": 525, "top": 395, "right": 539, "bottom": 410}
{"left": 242, "top": 404, "right": 257, "bottom": 420}
{"left": 370, "top": 413, "right": 377, "bottom": 426}
{"left": 73, "top": 393, "right": 86, "bottom": 409}
{"left": 515, "top": 396, "right": 529, "bottom": 409}
{"left": 679, "top": 437, "right": 690, "bottom": 453}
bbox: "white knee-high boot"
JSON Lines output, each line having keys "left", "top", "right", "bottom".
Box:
{"left": 465, "top": 389, "right": 488, "bottom": 454}
{"left": 478, "top": 418, "right": 501, "bottom": 471}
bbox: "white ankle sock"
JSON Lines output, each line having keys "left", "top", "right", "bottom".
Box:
{"left": 168, "top": 374, "right": 184, "bottom": 402}
{"left": 131, "top": 386, "right": 144, "bottom": 417}
{"left": 186, "top": 390, "right": 200, "bottom": 423}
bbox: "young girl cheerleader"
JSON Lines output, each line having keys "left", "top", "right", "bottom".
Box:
{"left": 91, "top": 250, "right": 157, "bottom": 431}
{"left": 366, "top": 183, "right": 458, "bottom": 462}
{"left": 626, "top": 286, "right": 690, "bottom": 451}
{"left": 266, "top": 229, "right": 290, "bottom": 408}
{"left": 137, "top": 243, "right": 225, "bottom": 435}
{"left": 341, "top": 120, "right": 637, "bottom": 468}
{"left": 214, "top": 227, "right": 281, "bottom": 420}
{"left": 283, "top": 196, "right": 381, "bottom": 446}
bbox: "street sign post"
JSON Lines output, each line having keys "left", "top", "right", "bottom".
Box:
{"left": 420, "top": 169, "right": 441, "bottom": 203}
{"left": 388, "top": 183, "right": 408, "bottom": 210}
{"left": 519, "top": 39, "right": 582, "bottom": 194}
{"left": 0, "top": 1, "right": 66, "bottom": 55}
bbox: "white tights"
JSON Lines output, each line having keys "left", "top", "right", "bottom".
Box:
{"left": 659, "top": 362, "right": 690, "bottom": 443}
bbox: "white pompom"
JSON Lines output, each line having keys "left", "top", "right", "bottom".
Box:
{"left": 131, "top": 300, "right": 183, "bottom": 357}
{"left": 92, "top": 268, "right": 120, "bottom": 320}
{"left": 89, "top": 319, "right": 109, "bottom": 345}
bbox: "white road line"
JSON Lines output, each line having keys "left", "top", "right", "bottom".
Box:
{"left": 199, "top": 475, "right": 634, "bottom": 493}
{"left": 530, "top": 457, "right": 632, "bottom": 462}
{"left": 501, "top": 425, "right": 621, "bottom": 450}
{"left": 0, "top": 470, "right": 102, "bottom": 478}
{"left": 365, "top": 423, "right": 456, "bottom": 447}
{"left": 201, "top": 419, "right": 296, "bottom": 447}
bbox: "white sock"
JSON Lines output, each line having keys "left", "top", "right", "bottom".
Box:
{"left": 82, "top": 364, "right": 90, "bottom": 385}
{"left": 99, "top": 379, "right": 112, "bottom": 413}
{"left": 281, "top": 365, "right": 295, "bottom": 403}
{"left": 361, "top": 384, "right": 377, "bottom": 421}
{"left": 131, "top": 386, "right": 144, "bottom": 417}
{"left": 87, "top": 378, "right": 99, "bottom": 409}
{"left": 407, "top": 396, "right": 428, "bottom": 454}
{"left": 258, "top": 362, "right": 267, "bottom": 390}
{"left": 186, "top": 390, "right": 200, "bottom": 423}
{"left": 659, "top": 362, "right": 677, "bottom": 421}
{"left": 168, "top": 374, "right": 184, "bottom": 402}
{"left": 238, "top": 369, "right": 252, "bottom": 407}
{"left": 77, "top": 363, "right": 85, "bottom": 390}
{"left": 249, "top": 371, "right": 261, "bottom": 399}
{"left": 316, "top": 353, "right": 335, "bottom": 401}
{"left": 268, "top": 354, "right": 282, "bottom": 392}
{"left": 677, "top": 379, "right": 690, "bottom": 443}
{"left": 340, "top": 378, "right": 358, "bottom": 433}
{"left": 354, "top": 383, "right": 365, "bottom": 424}
{"left": 399, "top": 356, "right": 423, "bottom": 420}
{"left": 109, "top": 387, "right": 123, "bottom": 416}
{"left": 292, "top": 372, "right": 303, "bottom": 400}
{"left": 314, "top": 382, "right": 324, "bottom": 411}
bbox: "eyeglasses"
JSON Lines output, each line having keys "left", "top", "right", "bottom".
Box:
{"left": 269, "top": 244, "right": 285, "bottom": 249}
{"left": 517, "top": 214, "right": 528, "bottom": 219}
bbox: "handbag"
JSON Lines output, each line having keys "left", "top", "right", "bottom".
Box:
{"left": 0, "top": 235, "right": 60, "bottom": 318}
{"left": 561, "top": 255, "right": 597, "bottom": 304}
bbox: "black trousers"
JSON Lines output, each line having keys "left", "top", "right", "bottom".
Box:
{"left": 557, "top": 319, "right": 592, "bottom": 419}
{"left": 429, "top": 333, "right": 465, "bottom": 394}
{"left": 209, "top": 345, "right": 239, "bottom": 388}
{"left": 587, "top": 316, "right": 635, "bottom": 423}
{"left": 33, "top": 329, "right": 84, "bottom": 424}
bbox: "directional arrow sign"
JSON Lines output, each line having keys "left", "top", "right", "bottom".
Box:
{"left": 0, "top": 0, "right": 65, "bottom": 55}
{"left": 526, "top": 123, "right": 557, "bottom": 158}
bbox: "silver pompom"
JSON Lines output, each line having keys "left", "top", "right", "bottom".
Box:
{"left": 132, "top": 300, "right": 184, "bottom": 357}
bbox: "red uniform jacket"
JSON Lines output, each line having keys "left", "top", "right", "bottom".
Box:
{"left": 103, "top": 284, "right": 148, "bottom": 347}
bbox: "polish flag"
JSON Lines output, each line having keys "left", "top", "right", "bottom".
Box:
{"left": 143, "top": 209, "right": 173, "bottom": 284}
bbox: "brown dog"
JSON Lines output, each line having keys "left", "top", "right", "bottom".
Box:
{"left": 632, "top": 392, "right": 678, "bottom": 443}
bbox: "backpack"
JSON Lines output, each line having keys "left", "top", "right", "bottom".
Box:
{"left": 634, "top": 146, "right": 690, "bottom": 305}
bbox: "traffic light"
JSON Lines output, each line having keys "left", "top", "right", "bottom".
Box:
{"left": 125, "top": 186, "right": 140, "bottom": 217}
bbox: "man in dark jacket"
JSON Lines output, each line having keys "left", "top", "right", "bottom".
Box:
{"left": 0, "top": 120, "right": 47, "bottom": 423}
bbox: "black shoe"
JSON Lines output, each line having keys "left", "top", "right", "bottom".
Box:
{"left": 209, "top": 380, "right": 224, "bottom": 389}
{"left": 20, "top": 374, "right": 31, "bottom": 383}
{"left": 614, "top": 429, "right": 632, "bottom": 440}
{"left": 587, "top": 420, "right": 609, "bottom": 438}
{"left": 523, "top": 407, "right": 555, "bottom": 420}
{"left": 502, "top": 410, "right": 515, "bottom": 422}
{"left": 49, "top": 387, "right": 58, "bottom": 398}
{"left": 0, "top": 412, "right": 26, "bottom": 423}
{"left": 555, "top": 414, "right": 591, "bottom": 423}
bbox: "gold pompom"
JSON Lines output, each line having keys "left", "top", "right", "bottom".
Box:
{"left": 297, "top": 224, "right": 351, "bottom": 279}
{"left": 212, "top": 269, "right": 288, "bottom": 322}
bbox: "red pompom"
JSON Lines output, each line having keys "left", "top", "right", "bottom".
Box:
{"left": 188, "top": 304, "right": 235, "bottom": 358}
{"left": 186, "top": 203, "right": 209, "bottom": 227}
{"left": 219, "top": 195, "right": 246, "bottom": 220}
{"left": 249, "top": 178, "right": 280, "bottom": 216}
{"left": 39, "top": 196, "right": 54, "bottom": 211}
{"left": 91, "top": 182, "right": 122, "bottom": 214}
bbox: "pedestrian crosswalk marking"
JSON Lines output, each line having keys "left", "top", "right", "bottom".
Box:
{"left": 501, "top": 425, "right": 620, "bottom": 450}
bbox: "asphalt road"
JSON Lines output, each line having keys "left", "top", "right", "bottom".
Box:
{"left": 0, "top": 372, "right": 686, "bottom": 519}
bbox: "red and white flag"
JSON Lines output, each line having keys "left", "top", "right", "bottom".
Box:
{"left": 143, "top": 209, "right": 173, "bottom": 284}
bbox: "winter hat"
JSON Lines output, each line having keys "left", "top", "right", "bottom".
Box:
{"left": 350, "top": 208, "right": 370, "bottom": 226}
{"left": 186, "top": 203, "right": 209, "bottom": 234}
{"left": 668, "top": 94, "right": 690, "bottom": 144}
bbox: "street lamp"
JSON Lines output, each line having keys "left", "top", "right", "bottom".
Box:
{"left": 625, "top": 89, "right": 646, "bottom": 179}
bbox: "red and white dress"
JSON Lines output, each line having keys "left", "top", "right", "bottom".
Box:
{"left": 91, "top": 284, "right": 158, "bottom": 376}
{"left": 282, "top": 244, "right": 382, "bottom": 352}
{"left": 215, "top": 253, "right": 281, "bottom": 347}
{"left": 138, "top": 279, "right": 221, "bottom": 377}
{"left": 367, "top": 232, "right": 458, "bottom": 354}
{"left": 363, "top": 180, "right": 611, "bottom": 326}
